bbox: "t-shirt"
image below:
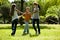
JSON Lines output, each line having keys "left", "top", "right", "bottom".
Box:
{"left": 12, "top": 10, "right": 18, "bottom": 21}
{"left": 32, "top": 7, "right": 40, "bottom": 19}
{"left": 23, "top": 12, "right": 31, "bottom": 21}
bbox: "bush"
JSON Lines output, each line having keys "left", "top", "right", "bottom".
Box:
{"left": 45, "top": 5, "right": 59, "bottom": 24}
{"left": 40, "top": 16, "right": 45, "bottom": 24}
{"left": 45, "top": 16, "right": 58, "bottom": 24}
{"left": 0, "top": 4, "right": 10, "bottom": 23}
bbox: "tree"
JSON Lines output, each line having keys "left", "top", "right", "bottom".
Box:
{"left": 21, "top": 0, "right": 24, "bottom": 12}
{"left": 0, "top": 0, "right": 10, "bottom": 23}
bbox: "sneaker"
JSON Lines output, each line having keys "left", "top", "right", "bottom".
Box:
{"left": 22, "top": 33, "right": 27, "bottom": 35}
{"left": 38, "top": 31, "right": 40, "bottom": 34}
{"left": 27, "top": 32, "right": 29, "bottom": 34}
{"left": 11, "top": 33, "right": 15, "bottom": 36}
{"left": 36, "top": 31, "right": 38, "bottom": 35}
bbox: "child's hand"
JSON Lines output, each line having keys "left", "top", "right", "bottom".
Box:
{"left": 18, "top": 16, "right": 22, "bottom": 19}
{"left": 18, "top": 15, "right": 25, "bottom": 19}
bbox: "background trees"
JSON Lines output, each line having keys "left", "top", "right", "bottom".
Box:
{"left": 0, "top": 0, "right": 11, "bottom": 23}
{"left": 0, "top": 0, "right": 60, "bottom": 24}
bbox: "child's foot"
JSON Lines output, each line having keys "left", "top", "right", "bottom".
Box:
{"left": 27, "top": 32, "right": 29, "bottom": 34}
{"left": 11, "top": 30, "right": 15, "bottom": 36}
{"left": 36, "top": 30, "right": 40, "bottom": 35}
{"left": 36, "top": 31, "right": 38, "bottom": 35}
{"left": 11, "top": 32, "right": 15, "bottom": 36}
{"left": 38, "top": 31, "right": 40, "bottom": 35}
{"left": 22, "top": 33, "right": 27, "bottom": 36}
{"left": 38, "top": 32, "right": 40, "bottom": 34}
{"left": 36, "top": 31, "right": 40, "bottom": 35}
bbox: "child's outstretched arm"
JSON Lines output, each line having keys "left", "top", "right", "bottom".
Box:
{"left": 16, "top": 9, "right": 23, "bottom": 14}
{"left": 18, "top": 12, "right": 25, "bottom": 19}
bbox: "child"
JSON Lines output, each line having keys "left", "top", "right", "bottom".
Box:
{"left": 10, "top": 3, "right": 20, "bottom": 36}
{"left": 32, "top": 2, "right": 40, "bottom": 35}
{"left": 22, "top": 7, "right": 31, "bottom": 35}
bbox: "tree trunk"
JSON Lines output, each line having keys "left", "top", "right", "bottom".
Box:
{"left": 3, "top": 17, "right": 5, "bottom": 24}
{"left": 21, "top": 0, "right": 24, "bottom": 12}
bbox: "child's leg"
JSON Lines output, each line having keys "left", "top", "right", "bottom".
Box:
{"left": 26, "top": 22, "right": 29, "bottom": 34}
{"left": 23, "top": 21, "right": 28, "bottom": 34}
{"left": 11, "top": 20, "right": 15, "bottom": 35}
{"left": 11, "top": 19, "right": 18, "bottom": 35}
{"left": 14, "top": 19, "right": 18, "bottom": 34}
{"left": 32, "top": 19, "right": 37, "bottom": 34}
{"left": 36, "top": 19, "right": 40, "bottom": 34}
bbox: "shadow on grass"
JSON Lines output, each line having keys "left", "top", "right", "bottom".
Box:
{"left": 29, "top": 34, "right": 39, "bottom": 37}
{"left": 40, "top": 26, "right": 55, "bottom": 29}
{"left": 0, "top": 25, "right": 55, "bottom": 29}
{"left": 22, "top": 33, "right": 39, "bottom": 37}
{"left": 0, "top": 26, "right": 11, "bottom": 29}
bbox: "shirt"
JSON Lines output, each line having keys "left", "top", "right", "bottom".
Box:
{"left": 32, "top": 7, "right": 40, "bottom": 19}
{"left": 23, "top": 12, "right": 31, "bottom": 21}
{"left": 12, "top": 10, "right": 18, "bottom": 21}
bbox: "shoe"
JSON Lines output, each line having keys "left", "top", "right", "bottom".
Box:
{"left": 36, "top": 31, "right": 40, "bottom": 35}
{"left": 27, "top": 32, "right": 29, "bottom": 34}
{"left": 37, "top": 29, "right": 40, "bottom": 34}
{"left": 11, "top": 33, "right": 15, "bottom": 36}
{"left": 36, "top": 31, "right": 38, "bottom": 35}
{"left": 22, "top": 33, "right": 27, "bottom": 36}
{"left": 38, "top": 31, "right": 40, "bottom": 34}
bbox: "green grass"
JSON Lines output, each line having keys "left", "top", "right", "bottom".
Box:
{"left": 0, "top": 24, "right": 60, "bottom": 40}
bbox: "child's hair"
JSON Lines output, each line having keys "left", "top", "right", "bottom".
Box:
{"left": 26, "top": 7, "right": 30, "bottom": 10}
{"left": 25, "top": 7, "right": 30, "bottom": 12}
{"left": 33, "top": 2, "right": 41, "bottom": 10}
{"left": 10, "top": 4, "right": 16, "bottom": 16}
{"left": 33, "top": 2, "right": 38, "bottom": 5}
{"left": 38, "top": 4, "right": 41, "bottom": 11}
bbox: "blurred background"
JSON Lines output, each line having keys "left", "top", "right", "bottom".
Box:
{"left": 0, "top": 0, "right": 60, "bottom": 24}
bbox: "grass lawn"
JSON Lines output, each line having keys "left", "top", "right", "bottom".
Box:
{"left": 0, "top": 24, "right": 60, "bottom": 40}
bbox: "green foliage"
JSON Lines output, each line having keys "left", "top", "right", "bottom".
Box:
{"left": 46, "top": 5, "right": 60, "bottom": 18}
{"left": 44, "top": 5, "right": 60, "bottom": 24}
{"left": 38, "top": 0, "right": 60, "bottom": 16}
{"left": 40, "top": 16, "right": 45, "bottom": 23}
{"left": 0, "top": 5, "right": 10, "bottom": 23}
{"left": 0, "top": 5, "right": 10, "bottom": 17}
{"left": 46, "top": 5, "right": 58, "bottom": 18}
{"left": 0, "top": 0, "right": 60, "bottom": 23}
{"left": 0, "top": 0, "right": 11, "bottom": 23}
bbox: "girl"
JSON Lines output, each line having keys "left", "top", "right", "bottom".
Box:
{"left": 32, "top": 2, "right": 40, "bottom": 35}
{"left": 10, "top": 3, "right": 20, "bottom": 36}
{"left": 22, "top": 7, "right": 31, "bottom": 35}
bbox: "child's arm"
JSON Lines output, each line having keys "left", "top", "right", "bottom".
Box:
{"left": 18, "top": 12, "right": 25, "bottom": 19}
{"left": 16, "top": 9, "right": 23, "bottom": 14}
{"left": 33, "top": 8, "right": 38, "bottom": 13}
{"left": 29, "top": 12, "right": 32, "bottom": 19}
{"left": 9, "top": 9, "right": 11, "bottom": 16}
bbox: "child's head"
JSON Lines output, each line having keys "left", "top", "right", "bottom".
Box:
{"left": 10, "top": 3, "right": 16, "bottom": 16}
{"left": 33, "top": 2, "right": 38, "bottom": 8}
{"left": 12, "top": 3, "right": 16, "bottom": 10}
{"left": 25, "top": 7, "right": 30, "bottom": 13}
